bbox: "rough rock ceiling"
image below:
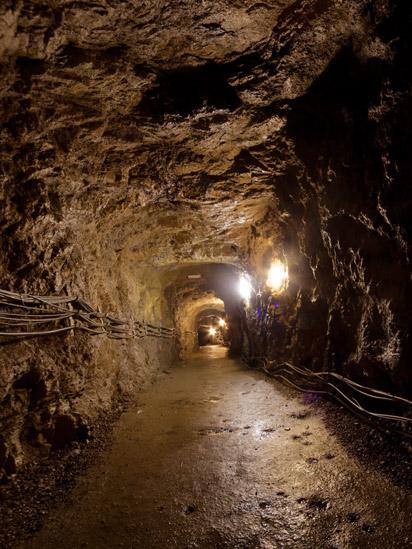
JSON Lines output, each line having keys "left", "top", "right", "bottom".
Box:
{"left": 0, "top": 0, "right": 373, "bottom": 283}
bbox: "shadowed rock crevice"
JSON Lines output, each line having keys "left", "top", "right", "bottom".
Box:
{"left": 138, "top": 64, "right": 242, "bottom": 120}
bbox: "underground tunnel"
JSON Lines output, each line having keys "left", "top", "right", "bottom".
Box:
{"left": 0, "top": 0, "right": 412, "bottom": 547}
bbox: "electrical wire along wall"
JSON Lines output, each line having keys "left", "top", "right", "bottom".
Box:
{"left": 0, "top": 289, "right": 175, "bottom": 342}
{"left": 242, "top": 354, "right": 412, "bottom": 439}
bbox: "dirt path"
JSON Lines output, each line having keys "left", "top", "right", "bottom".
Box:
{"left": 24, "top": 346, "right": 412, "bottom": 548}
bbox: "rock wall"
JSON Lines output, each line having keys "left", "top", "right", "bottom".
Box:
{"left": 0, "top": 261, "right": 177, "bottom": 480}
{"left": 0, "top": 327, "right": 174, "bottom": 477}
{"left": 245, "top": 1, "right": 412, "bottom": 397}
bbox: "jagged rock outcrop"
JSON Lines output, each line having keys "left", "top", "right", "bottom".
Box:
{"left": 244, "top": 0, "right": 412, "bottom": 398}
{"left": 0, "top": 0, "right": 411, "bottom": 478}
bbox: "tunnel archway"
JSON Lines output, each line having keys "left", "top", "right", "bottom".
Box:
{"left": 157, "top": 262, "right": 247, "bottom": 357}
{"left": 195, "top": 308, "right": 227, "bottom": 347}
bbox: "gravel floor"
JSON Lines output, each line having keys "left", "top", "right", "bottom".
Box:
{"left": 0, "top": 396, "right": 129, "bottom": 548}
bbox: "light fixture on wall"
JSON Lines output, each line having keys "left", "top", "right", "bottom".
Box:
{"left": 218, "top": 318, "right": 226, "bottom": 327}
{"left": 209, "top": 327, "right": 216, "bottom": 336}
{"left": 267, "top": 260, "right": 288, "bottom": 293}
{"left": 238, "top": 274, "right": 252, "bottom": 301}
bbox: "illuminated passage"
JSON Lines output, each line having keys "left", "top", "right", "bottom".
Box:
{"left": 25, "top": 346, "right": 412, "bottom": 549}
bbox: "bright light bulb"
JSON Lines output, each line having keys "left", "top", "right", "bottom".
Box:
{"left": 209, "top": 327, "right": 216, "bottom": 336}
{"left": 267, "top": 260, "right": 288, "bottom": 292}
{"left": 218, "top": 318, "right": 226, "bottom": 327}
{"left": 238, "top": 275, "right": 252, "bottom": 300}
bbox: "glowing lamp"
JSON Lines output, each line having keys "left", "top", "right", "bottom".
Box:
{"left": 209, "top": 327, "right": 217, "bottom": 336}
{"left": 218, "top": 318, "right": 226, "bottom": 327}
{"left": 238, "top": 275, "right": 252, "bottom": 301}
{"left": 267, "top": 260, "right": 288, "bottom": 293}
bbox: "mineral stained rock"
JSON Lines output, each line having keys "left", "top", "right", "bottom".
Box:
{"left": 0, "top": 0, "right": 411, "bottom": 478}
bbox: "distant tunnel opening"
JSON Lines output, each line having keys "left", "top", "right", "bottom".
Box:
{"left": 166, "top": 263, "right": 247, "bottom": 357}
{"left": 196, "top": 309, "right": 228, "bottom": 347}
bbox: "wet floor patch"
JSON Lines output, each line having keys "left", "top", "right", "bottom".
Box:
{"left": 16, "top": 346, "right": 412, "bottom": 549}
{"left": 197, "top": 426, "right": 239, "bottom": 435}
{"left": 182, "top": 504, "right": 197, "bottom": 515}
{"left": 171, "top": 398, "right": 197, "bottom": 407}
{"left": 204, "top": 396, "right": 222, "bottom": 403}
{"left": 290, "top": 410, "right": 311, "bottom": 419}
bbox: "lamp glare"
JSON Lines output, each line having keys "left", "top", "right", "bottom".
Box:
{"left": 239, "top": 275, "right": 252, "bottom": 301}
{"left": 267, "top": 260, "right": 288, "bottom": 292}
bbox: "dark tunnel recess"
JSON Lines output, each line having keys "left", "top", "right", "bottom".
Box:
{"left": 137, "top": 63, "right": 242, "bottom": 120}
